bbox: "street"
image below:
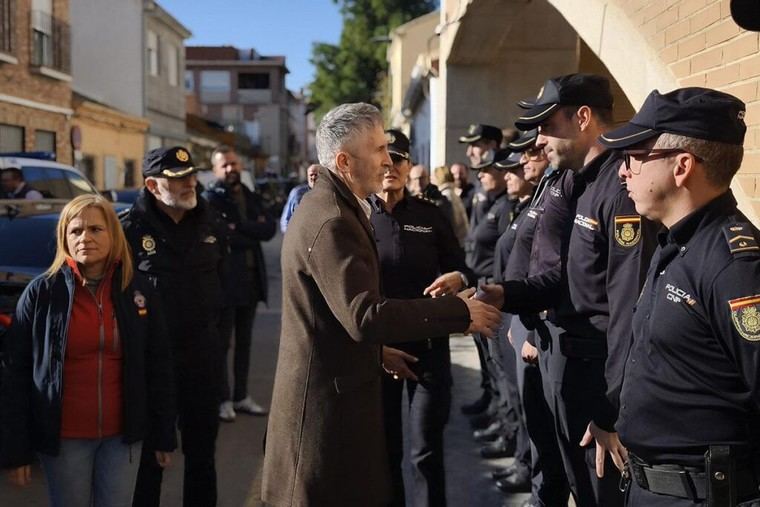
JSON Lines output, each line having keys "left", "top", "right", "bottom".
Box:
{"left": 0, "top": 231, "right": 530, "bottom": 507}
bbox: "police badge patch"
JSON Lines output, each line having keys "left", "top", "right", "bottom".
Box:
{"left": 176, "top": 149, "right": 189, "bottom": 162}
{"left": 729, "top": 295, "right": 760, "bottom": 341}
{"left": 614, "top": 215, "right": 641, "bottom": 247}
{"left": 142, "top": 235, "right": 157, "bottom": 255}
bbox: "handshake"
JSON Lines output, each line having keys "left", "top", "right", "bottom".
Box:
{"left": 456, "top": 285, "right": 506, "bottom": 338}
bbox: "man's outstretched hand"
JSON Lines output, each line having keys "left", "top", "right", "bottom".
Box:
{"left": 458, "top": 288, "right": 502, "bottom": 338}
{"left": 475, "top": 283, "right": 505, "bottom": 310}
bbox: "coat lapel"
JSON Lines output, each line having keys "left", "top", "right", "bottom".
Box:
{"left": 320, "top": 167, "right": 378, "bottom": 253}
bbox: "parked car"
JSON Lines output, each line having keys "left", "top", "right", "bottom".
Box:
{"left": 102, "top": 188, "right": 140, "bottom": 204}
{"left": 0, "top": 153, "right": 99, "bottom": 200}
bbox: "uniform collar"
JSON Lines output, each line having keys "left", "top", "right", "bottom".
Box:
{"left": 661, "top": 191, "right": 737, "bottom": 247}
{"left": 575, "top": 149, "right": 617, "bottom": 183}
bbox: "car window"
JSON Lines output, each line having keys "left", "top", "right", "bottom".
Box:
{"left": 21, "top": 166, "right": 69, "bottom": 198}
{"left": 66, "top": 170, "right": 96, "bottom": 196}
{"left": 20, "top": 166, "right": 55, "bottom": 198}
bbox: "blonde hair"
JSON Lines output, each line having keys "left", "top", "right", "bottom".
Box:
{"left": 432, "top": 165, "right": 454, "bottom": 187}
{"left": 45, "top": 194, "right": 133, "bottom": 290}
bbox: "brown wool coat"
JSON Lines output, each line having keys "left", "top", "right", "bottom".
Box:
{"left": 261, "top": 168, "right": 471, "bottom": 506}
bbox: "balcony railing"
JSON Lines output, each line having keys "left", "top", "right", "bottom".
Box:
{"left": 30, "top": 9, "right": 70, "bottom": 75}
{"left": 0, "top": 0, "right": 14, "bottom": 56}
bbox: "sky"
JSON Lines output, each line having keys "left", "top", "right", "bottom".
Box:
{"left": 158, "top": 0, "right": 343, "bottom": 92}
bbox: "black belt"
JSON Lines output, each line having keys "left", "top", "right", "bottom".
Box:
{"left": 628, "top": 454, "right": 758, "bottom": 501}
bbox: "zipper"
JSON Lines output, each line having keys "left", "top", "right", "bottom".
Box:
{"left": 87, "top": 282, "right": 106, "bottom": 439}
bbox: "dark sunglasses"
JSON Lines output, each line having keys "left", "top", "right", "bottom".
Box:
{"left": 622, "top": 148, "right": 703, "bottom": 175}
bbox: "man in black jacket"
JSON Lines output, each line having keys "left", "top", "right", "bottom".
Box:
{"left": 203, "top": 145, "right": 276, "bottom": 422}
{"left": 121, "top": 146, "right": 227, "bottom": 507}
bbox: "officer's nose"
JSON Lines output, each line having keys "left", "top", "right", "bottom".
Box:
{"left": 617, "top": 160, "right": 630, "bottom": 182}
{"left": 535, "top": 133, "right": 548, "bottom": 150}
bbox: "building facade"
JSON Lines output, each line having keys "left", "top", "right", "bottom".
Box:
{"left": 70, "top": 0, "right": 147, "bottom": 189}
{"left": 144, "top": 0, "right": 190, "bottom": 150}
{"left": 185, "top": 45, "right": 289, "bottom": 174}
{"left": 0, "top": 0, "right": 72, "bottom": 163}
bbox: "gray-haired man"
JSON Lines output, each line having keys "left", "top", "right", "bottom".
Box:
{"left": 261, "top": 103, "right": 502, "bottom": 506}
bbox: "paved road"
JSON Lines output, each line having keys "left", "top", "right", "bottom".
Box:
{"left": 0, "top": 231, "right": 541, "bottom": 507}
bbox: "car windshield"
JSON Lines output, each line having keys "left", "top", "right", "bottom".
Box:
{"left": 0, "top": 215, "right": 57, "bottom": 269}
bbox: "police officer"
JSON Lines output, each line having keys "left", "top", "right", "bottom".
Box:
{"left": 121, "top": 147, "right": 226, "bottom": 507}
{"left": 458, "top": 124, "right": 506, "bottom": 418}
{"left": 599, "top": 87, "right": 760, "bottom": 506}
{"left": 494, "top": 129, "right": 570, "bottom": 507}
{"left": 370, "top": 129, "right": 475, "bottom": 507}
{"left": 480, "top": 74, "right": 656, "bottom": 507}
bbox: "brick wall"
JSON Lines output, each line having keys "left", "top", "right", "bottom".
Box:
{"left": 614, "top": 0, "right": 760, "bottom": 218}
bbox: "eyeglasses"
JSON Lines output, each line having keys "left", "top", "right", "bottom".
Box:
{"left": 524, "top": 147, "right": 546, "bottom": 160}
{"left": 621, "top": 149, "right": 703, "bottom": 175}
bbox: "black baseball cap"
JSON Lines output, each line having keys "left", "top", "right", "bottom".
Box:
{"left": 515, "top": 74, "right": 613, "bottom": 130}
{"left": 494, "top": 150, "right": 524, "bottom": 171}
{"left": 508, "top": 129, "right": 539, "bottom": 152}
{"left": 458, "top": 124, "right": 503, "bottom": 144}
{"left": 386, "top": 129, "right": 410, "bottom": 160}
{"left": 142, "top": 146, "right": 196, "bottom": 178}
{"left": 731, "top": 0, "right": 760, "bottom": 31}
{"left": 599, "top": 87, "right": 746, "bottom": 150}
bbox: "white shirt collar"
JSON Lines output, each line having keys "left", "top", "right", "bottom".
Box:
{"left": 354, "top": 194, "right": 372, "bottom": 221}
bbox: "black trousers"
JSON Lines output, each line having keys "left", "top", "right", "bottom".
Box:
{"left": 535, "top": 320, "right": 623, "bottom": 507}
{"left": 133, "top": 335, "right": 221, "bottom": 507}
{"left": 382, "top": 341, "right": 452, "bottom": 507}
{"left": 511, "top": 317, "right": 569, "bottom": 506}
{"left": 218, "top": 303, "right": 257, "bottom": 402}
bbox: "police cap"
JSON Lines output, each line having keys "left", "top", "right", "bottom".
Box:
{"left": 508, "top": 129, "right": 539, "bottom": 152}
{"left": 142, "top": 146, "right": 197, "bottom": 178}
{"left": 386, "top": 129, "right": 410, "bottom": 161}
{"left": 494, "top": 150, "right": 524, "bottom": 171}
{"left": 600, "top": 87, "right": 746, "bottom": 149}
{"left": 515, "top": 74, "right": 613, "bottom": 130}
{"left": 472, "top": 148, "right": 512, "bottom": 171}
{"left": 458, "top": 124, "right": 503, "bottom": 144}
{"left": 731, "top": 0, "right": 760, "bottom": 31}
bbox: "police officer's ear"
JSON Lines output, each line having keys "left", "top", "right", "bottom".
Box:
{"left": 672, "top": 152, "right": 700, "bottom": 189}
{"left": 576, "top": 105, "right": 594, "bottom": 132}
{"left": 145, "top": 176, "right": 161, "bottom": 197}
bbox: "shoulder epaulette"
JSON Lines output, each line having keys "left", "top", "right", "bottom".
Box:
{"left": 722, "top": 222, "right": 760, "bottom": 257}
{"left": 117, "top": 207, "right": 131, "bottom": 221}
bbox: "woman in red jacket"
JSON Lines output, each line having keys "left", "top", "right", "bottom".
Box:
{"left": 1, "top": 194, "right": 176, "bottom": 507}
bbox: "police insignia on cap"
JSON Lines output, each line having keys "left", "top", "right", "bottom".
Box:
{"left": 614, "top": 215, "right": 641, "bottom": 247}
{"left": 387, "top": 131, "right": 396, "bottom": 144}
{"left": 142, "top": 235, "right": 157, "bottom": 255}
{"left": 536, "top": 85, "right": 545, "bottom": 100}
{"left": 729, "top": 295, "right": 760, "bottom": 341}
{"left": 133, "top": 290, "right": 148, "bottom": 317}
{"left": 176, "top": 149, "right": 189, "bottom": 162}
{"left": 468, "top": 124, "right": 478, "bottom": 135}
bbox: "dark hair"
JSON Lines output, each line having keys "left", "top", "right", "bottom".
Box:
{"left": 211, "top": 144, "right": 235, "bottom": 162}
{"left": 1, "top": 167, "right": 23, "bottom": 180}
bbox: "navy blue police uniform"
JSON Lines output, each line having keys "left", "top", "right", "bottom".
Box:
{"left": 500, "top": 74, "right": 657, "bottom": 507}
{"left": 600, "top": 87, "right": 760, "bottom": 506}
{"left": 121, "top": 147, "right": 227, "bottom": 507}
{"left": 371, "top": 188, "right": 474, "bottom": 507}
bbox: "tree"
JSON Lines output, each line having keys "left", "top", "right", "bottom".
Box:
{"left": 309, "top": 0, "right": 437, "bottom": 119}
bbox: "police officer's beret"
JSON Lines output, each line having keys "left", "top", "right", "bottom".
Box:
{"left": 508, "top": 129, "right": 539, "bottom": 152}
{"left": 731, "top": 0, "right": 760, "bottom": 31}
{"left": 600, "top": 88, "right": 746, "bottom": 149}
{"left": 494, "top": 150, "right": 524, "bottom": 171}
{"left": 142, "top": 146, "right": 197, "bottom": 178}
{"left": 515, "top": 74, "right": 613, "bottom": 130}
{"left": 472, "top": 148, "right": 512, "bottom": 171}
{"left": 458, "top": 124, "right": 503, "bottom": 144}
{"left": 386, "top": 129, "right": 410, "bottom": 160}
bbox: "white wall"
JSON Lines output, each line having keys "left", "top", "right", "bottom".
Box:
{"left": 70, "top": 0, "right": 144, "bottom": 116}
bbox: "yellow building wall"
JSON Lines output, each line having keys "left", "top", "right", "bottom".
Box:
{"left": 71, "top": 105, "right": 148, "bottom": 189}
